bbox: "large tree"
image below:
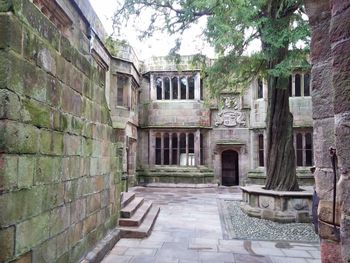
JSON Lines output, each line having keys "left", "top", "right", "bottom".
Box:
{"left": 114, "top": 0, "right": 310, "bottom": 191}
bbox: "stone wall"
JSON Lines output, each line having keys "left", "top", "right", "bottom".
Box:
{"left": 0, "top": 1, "right": 122, "bottom": 262}
{"left": 305, "top": 0, "right": 350, "bottom": 262}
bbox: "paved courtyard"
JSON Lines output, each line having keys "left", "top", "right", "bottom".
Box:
{"left": 102, "top": 186, "right": 321, "bottom": 263}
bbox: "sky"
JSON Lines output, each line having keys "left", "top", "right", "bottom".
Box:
{"left": 89, "top": 0, "right": 216, "bottom": 60}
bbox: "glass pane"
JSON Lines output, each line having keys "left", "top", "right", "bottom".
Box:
{"left": 164, "top": 77, "right": 170, "bottom": 100}
{"left": 188, "top": 133, "right": 194, "bottom": 153}
{"left": 156, "top": 77, "right": 162, "bottom": 100}
{"left": 304, "top": 73, "right": 310, "bottom": 96}
{"left": 180, "top": 77, "right": 186, "bottom": 99}
{"left": 188, "top": 76, "right": 195, "bottom": 99}
{"left": 172, "top": 77, "right": 178, "bottom": 99}
{"left": 295, "top": 74, "right": 301, "bottom": 97}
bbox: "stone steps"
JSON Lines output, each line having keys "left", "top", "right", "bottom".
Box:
{"left": 120, "top": 197, "right": 144, "bottom": 218}
{"left": 118, "top": 201, "right": 153, "bottom": 227}
{"left": 118, "top": 192, "right": 160, "bottom": 238}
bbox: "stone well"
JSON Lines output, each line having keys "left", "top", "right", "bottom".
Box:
{"left": 240, "top": 185, "right": 313, "bottom": 223}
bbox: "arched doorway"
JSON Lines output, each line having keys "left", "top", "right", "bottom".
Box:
{"left": 221, "top": 150, "right": 239, "bottom": 186}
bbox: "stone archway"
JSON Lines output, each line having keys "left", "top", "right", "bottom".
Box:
{"left": 221, "top": 150, "right": 239, "bottom": 186}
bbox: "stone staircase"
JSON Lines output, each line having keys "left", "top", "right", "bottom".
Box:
{"left": 118, "top": 192, "right": 160, "bottom": 238}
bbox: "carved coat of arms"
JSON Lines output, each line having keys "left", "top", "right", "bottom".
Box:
{"left": 215, "top": 96, "right": 246, "bottom": 127}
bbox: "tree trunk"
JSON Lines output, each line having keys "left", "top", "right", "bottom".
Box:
{"left": 264, "top": 71, "right": 299, "bottom": 191}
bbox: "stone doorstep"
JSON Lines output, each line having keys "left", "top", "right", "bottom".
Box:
{"left": 80, "top": 229, "right": 122, "bottom": 263}
{"left": 118, "top": 205, "right": 160, "bottom": 238}
{"left": 142, "top": 183, "right": 219, "bottom": 188}
{"left": 119, "top": 201, "right": 153, "bottom": 227}
{"left": 121, "top": 192, "right": 136, "bottom": 209}
{"left": 120, "top": 197, "right": 144, "bottom": 218}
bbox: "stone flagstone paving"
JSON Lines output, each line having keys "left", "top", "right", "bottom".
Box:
{"left": 102, "top": 186, "right": 320, "bottom": 263}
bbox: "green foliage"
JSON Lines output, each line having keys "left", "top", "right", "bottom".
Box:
{"left": 115, "top": 0, "right": 310, "bottom": 97}
{"left": 104, "top": 36, "right": 128, "bottom": 57}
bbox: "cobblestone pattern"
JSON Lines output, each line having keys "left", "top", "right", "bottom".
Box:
{"left": 0, "top": 1, "right": 122, "bottom": 262}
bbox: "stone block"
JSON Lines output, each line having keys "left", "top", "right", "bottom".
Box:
{"left": 50, "top": 205, "right": 71, "bottom": 237}
{"left": 39, "top": 129, "right": 51, "bottom": 155}
{"left": 70, "top": 198, "right": 87, "bottom": 224}
{"left": 62, "top": 86, "right": 82, "bottom": 117}
{"left": 17, "top": 155, "right": 34, "bottom": 189}
{"left": 51, "top": 131, "right": 64, "bottom": 155}
{"left": 330, "top": 5, "right": 350, "bottom": 43}
{"left": 56, "top": 230, "right": 69, "bottom": 258}
{"left": 47, "top": 77, "right": 62, "bottom": 108}
{"left": 311, "top": 64, "right": 334, "bottom": 119}
{"left": 318, "top": 220, "right": 340, "bottom": 242}
{"left": 0, "top": 14, "right": 22, "bottom": 53}
{"left": 32, "top": 236, "right": 57, "bottom": 263}
{"left": 0, "top": 186, "right": 46, "bottom": 225}
{"left": 0, "top": 120, "right": 39, "bottom": 154}
{"left": 332, "top": 40, "right": 350, "bottom": 114}
{"left": 312, "top": 118, "right": 335, "bottom": 168}
{"left": 36, "top": 47, "right": 57, "bottom": 76}
{"left": 63, "top": 134, "right": 81, "bottom": 156}
{"left": 23, "top": 99, "right": 51, "bottom": 128}
{"left": 0, "top": 89, "right": 22, "bottom": 121}
{"left": 0, "top": 154, "right": 18, "bottom": 192}
{"left": 69, "top": 222, "right": 83, "bottom": 246}
{"left": 16, "top": 212, "right": 50, "bottom": 254}
{"left": 35, "top": 156, "right": 62, "bottom": 185}
{"left": 87, "top": 193, "right": 101, "bottom": 215}
{"left": 318, "top": 200, "right": 341, "bottom": 225}
{"left": 0, "top": 50, "right": 24, "bottom": 94}
{"left": 45, "top": 183, "right": 65, "bottom": 210}
{"left": 21, "top": 0, "right": 60, "bottom": 50}
{"left": 0, "top": 226, "right": 15, "bottom": 262}
{"left": 23, "top": 63, "right": 48, "bottom": 103}
{"left": 320, "top": 239, "right": 342, "bottom": 262}
{"left": 9, "top": 251, "right": 32, "bottom": 263}
{"left": 83, "top": 213, "right": 97, "bottom": 236}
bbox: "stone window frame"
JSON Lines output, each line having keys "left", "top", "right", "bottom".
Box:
{"left": 257, "top": 78, "right": 264, "bottom": 99}
{"left": 153, "top": 73, "right": 199, "bottom": 101}
{"left": 288, "top": 72, "right": 311, "bottom": 97}
{"left": 294, "top": 129, "right": 313, "bottom": 167}
{"left": 152, "top": 130, "right": 203, "bottom": 166}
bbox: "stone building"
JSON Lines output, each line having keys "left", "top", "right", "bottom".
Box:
{"left": 124, "top": 56, "right": 314, "bottom": 188}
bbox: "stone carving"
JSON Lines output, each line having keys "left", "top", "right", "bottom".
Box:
{"left": 215, "top": 96, "right": 246, "bottom": 127}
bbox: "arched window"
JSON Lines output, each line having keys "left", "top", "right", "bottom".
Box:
{"left": 164, "top": 133, "right": 170, "bottom": 165}
{"left": 188, "top": 76, "right": 195, "bottom": 99}
{"left": 180, "top": 77, "right": 187, "bottom": 99}
{"left": 164, "top": 77, "right": 170, "bottom": 100}
{"left": 305, "top": 133, "right": 313, "bottom": 166}
{"left": 257, "top": 78, "right": 263, "bottom": 99}
{"left": 295, "top": 74, "right": 301, "bottom": 97}
{"left": 296, "top": 133, "right": 303, "bottom": 166}
{"left": 172, "top": 134, "right": 178, "bottom": 165}
{"left": 156, "top": 77, "right": 162, "bottom": 100}
{"left": 258, "top": 134, "right": 264, "bottom": 167}
{"left": 172, "top": 77, "right": 178, "bottom": 99}
{"left": 155, "top": 133, "right": 161, "bottom": 165}
{"left": 304, "top": 73, "right": 310, "bottom": 96}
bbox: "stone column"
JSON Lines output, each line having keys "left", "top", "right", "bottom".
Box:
{"left": 170, "top": 77, "right": 173, "bottom": 100}
{"left": 150, "top": 74, "right": 156, "bottom": 101}
{"left": 161, "top": 77, "right": 165, "bottom": 100}
{"left": 330, "top": 1, "right": 350, "bottom": 262}
{"left": 304, "top": 1, "right": 340, "bottom": 262}
{"left": 160, "top": 132, "right": 164, "bottom": 165}
{"left": 169, "top": 132, "right": 173, "bottom": 165}
{"left": 149, "top": 130, "right": 155, "bottom": 166}
{"left": 186, "top": 77, "right": 189, "bottom": 100}
{"left": 195, "top": 130, "right": 201, "bottom": 166}
{"left": 185, "top": 132, "right": 189, "bottom": 166}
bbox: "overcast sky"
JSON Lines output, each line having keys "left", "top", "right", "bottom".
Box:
{"left": 89, "top": 0, "right": 216, "bottom": 60}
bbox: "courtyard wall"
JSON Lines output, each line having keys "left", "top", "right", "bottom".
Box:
{"left": 0, "top": 1, "right": 122, "bottom": 262}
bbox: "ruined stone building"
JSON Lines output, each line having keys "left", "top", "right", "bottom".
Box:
{"left": 0, "top": 0, "right": 349, "bottom": 263}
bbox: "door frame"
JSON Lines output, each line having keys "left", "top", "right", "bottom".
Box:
{"left": 221, "top": 150, "right": 239, "bottom": 186}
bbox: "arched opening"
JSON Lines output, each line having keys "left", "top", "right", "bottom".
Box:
{"left": 221, "top": 150, "right": 239, "bottom": 186}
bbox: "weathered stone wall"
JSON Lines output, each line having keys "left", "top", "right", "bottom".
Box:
{"left": 0, "top": 1, "right": 122, "bottom": 262}
{"left": 305, "top": 0, "right": 350, "bottom": 262}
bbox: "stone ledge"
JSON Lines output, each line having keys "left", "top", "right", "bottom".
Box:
{"left": 80, "top": 229, "right": 121, "bottom": 263}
